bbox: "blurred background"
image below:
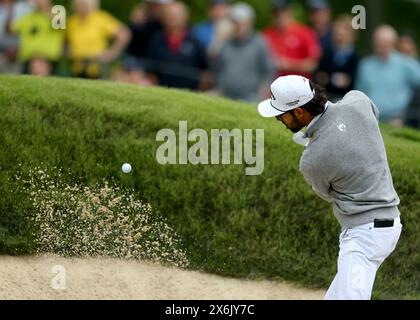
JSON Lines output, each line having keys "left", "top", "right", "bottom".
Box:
{"left": 1, "top": 0, "right": 419, "bottom": 128}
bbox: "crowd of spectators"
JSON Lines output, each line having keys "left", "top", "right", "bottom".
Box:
{"left": 1, "top": 0, "right": 419, "bottom": 127}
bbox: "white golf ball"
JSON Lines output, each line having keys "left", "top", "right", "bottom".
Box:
{"left": 122, "top": 163, "right": 132, "bottom": 173}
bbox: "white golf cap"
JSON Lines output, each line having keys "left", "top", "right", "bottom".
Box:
{"left": 258, "top": 75, "right": 315, "bottom": 118}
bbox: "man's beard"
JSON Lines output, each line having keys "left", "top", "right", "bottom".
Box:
{"left": 284, "top": 113, "right": 305, "bottom": 133}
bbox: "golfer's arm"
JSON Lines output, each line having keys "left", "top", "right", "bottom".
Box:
{"left": 301, "top": 161, "right": 333, "bottom": 202}
{"left": 311, "top": 185, "right": 332, "bottom": 202}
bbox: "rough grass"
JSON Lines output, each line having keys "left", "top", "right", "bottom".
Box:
{"left": 0, "top": 75, "right": 419, "bottom": 299}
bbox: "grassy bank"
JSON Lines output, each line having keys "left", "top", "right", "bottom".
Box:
{"left": 0, "top": 75, "right": 419, "bottom": 299}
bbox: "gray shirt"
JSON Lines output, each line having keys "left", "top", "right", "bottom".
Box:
{"left": 300, "top": 90, "right": 400, "bottom": 229}
{"left": 216, "top": 33, "right": 274, "bottom": 102}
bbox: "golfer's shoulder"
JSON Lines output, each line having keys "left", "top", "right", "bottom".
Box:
{"left": 332, "top": 90, "right": 376, "bottom": 121}
{"left": 339, "top": 90, "right": 372, "bottom": 107}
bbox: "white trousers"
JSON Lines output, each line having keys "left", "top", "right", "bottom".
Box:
{"left": 325, "top": 217, "right": 402, "bottom": 300}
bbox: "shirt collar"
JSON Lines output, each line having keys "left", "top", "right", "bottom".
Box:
{"left": 303, "top": 101, "right": 330, "bottom": 138}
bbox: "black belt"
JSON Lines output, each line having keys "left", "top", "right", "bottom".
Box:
{"left": 374, "top": 219, "right": 394, "bottom": 228}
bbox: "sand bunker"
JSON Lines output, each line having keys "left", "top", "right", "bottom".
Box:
{"left": 0, "top": 255, "right": 325, "bottom": 300}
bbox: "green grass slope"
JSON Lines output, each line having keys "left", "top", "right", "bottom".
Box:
{"left": 0, "top": 75, "right": 419, "bottom": 299}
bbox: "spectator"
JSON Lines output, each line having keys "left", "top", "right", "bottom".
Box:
{"left": 398, "top": 31, "right": 418, "bottom": 60}
{"left": 120, "top": 4, "right": 149, "bottom": 80}
{"left": 0, "top": 0, "right": 32, "bottom": 73}
{"left": 193, "top": 0, "right": 230, "bottom": 49}
{"left": 129, "top": 3, "right": 147, "bottom": 26}
{"left": 263, "top": 0, "right": 321, "bottom": 79}
{"left": 0, "top": 1, "right": 32, "bottom": 44}
{"left": 145, "top": 1, "right": 210, "bottom": 91}
{"left": 216, "top": 2, "right": 273, "bottom": 102}
{"left": 67, "top": 0, "right": 131, "bottom": 79}
{"left": 307, "top": 0, "right": 333, "bottom": 54}
{"left": 28, "top": 56, "right": 53, "bottom": 76}
{"left": 0, "top": 0, "right": 31, "bottom": 38}
{"left": 192, "top": 0, "right": 233, "bottom": 60}
{"left": 125, "top": 0, "right": 172, "bottom": 62}
{"left": 398, "top": 31, "right": 420, "bottom": 129}
{"left": 356, "top": 25, "right": 420, "bottom": 125}
{"left": 12, "top": 0, "right": 64, "bottom": 76}
{"left": 404, "top": 86, "right": 420, "bottom": 130}
{"left": 113, "top": 8, "right": 154, "bottom": 89}
{"left": 314, "top": 15, "right": 359, "bottom": 101}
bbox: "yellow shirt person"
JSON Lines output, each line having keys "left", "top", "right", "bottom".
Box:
{"left": 67, "top": 10, "right": 121, "bottom": 60}
{"left": 12, "top": 11, "right": 64, "bottom": 63}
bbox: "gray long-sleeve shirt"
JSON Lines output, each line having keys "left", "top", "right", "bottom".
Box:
{"left": 299, "top": 90, "right": 400, "bottom": 229}
{"left": 216, "top": 33, "right": 274, "bottom": 102}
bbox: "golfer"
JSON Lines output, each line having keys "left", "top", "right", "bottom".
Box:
{"left": 258, "top": 75, "right": 402, "bottom": 300}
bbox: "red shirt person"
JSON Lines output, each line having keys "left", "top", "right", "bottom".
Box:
{"left": 263, "top": 0, "right": 321, "bottom": 79}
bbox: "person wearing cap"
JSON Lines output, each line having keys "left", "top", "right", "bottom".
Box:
{"left": 215, "top": 2, "right": 274, "bottom": 102}
{"left": 258, "top": 75, "right": 402, "bottom": 300}
{"left": 263, "top": 0, "right": 321, "bottom": 79}
{"left": 307, "top": 0, "right": 333, "bottom": 54}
